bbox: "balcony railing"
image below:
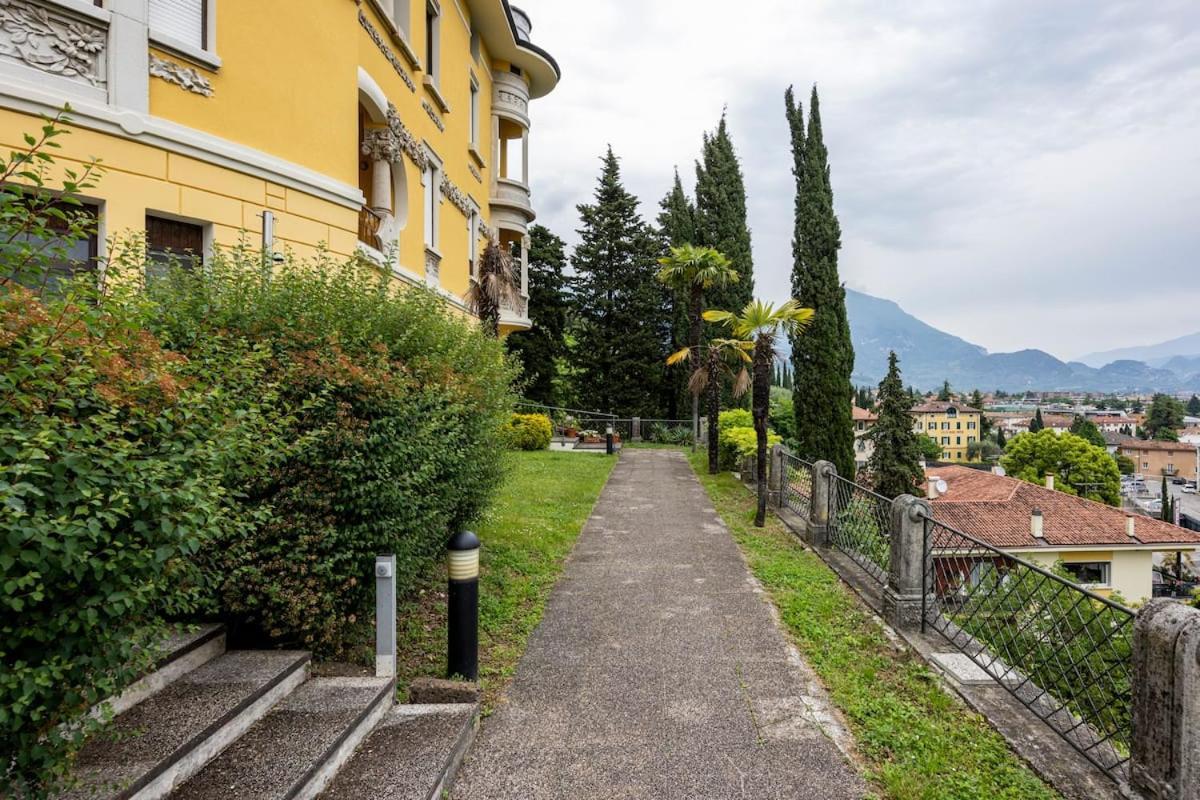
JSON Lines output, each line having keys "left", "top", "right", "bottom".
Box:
{"left": 358, "top": 206, "right": 383, "bottom": 249}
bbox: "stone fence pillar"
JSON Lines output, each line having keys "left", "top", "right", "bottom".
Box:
{"left": 631, "top": 417, "right": 641, "bottom": 442}
{"left": 768, "top": 445, "right": 785, "bottom": 509}
{"left": 809, "top": 460, "right": 836, "bottom": 546}
{"left": 881, "top": 494, "right": 931, "bottom": 632}
{"left": 1132, "top": 599, "right": 1200, "bottom": 799}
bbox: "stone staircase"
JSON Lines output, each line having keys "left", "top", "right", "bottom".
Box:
{"left": 61, "top": 625, "right": 479, "bottom": 800}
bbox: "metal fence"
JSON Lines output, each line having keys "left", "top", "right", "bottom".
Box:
{"left": 782, "top": 454, "right": 814, "bottom": 518}
{"left": 922, "top": 517, "right": 1134, "bottom": 781}
{"left": 827, "top": 474, "right": 892, "bottom": 586}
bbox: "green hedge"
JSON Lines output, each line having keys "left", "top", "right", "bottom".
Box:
{"left": 502, "top": 413, "right": 552, "bottom": 450}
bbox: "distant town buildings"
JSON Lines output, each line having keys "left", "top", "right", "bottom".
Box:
{"left": 852, "top": 405, "right": 877, "bottom": 469}
{"left": 910, "top": 401, "right": 981, "bottom": 463}
{"left": 1118, "top": 440, "right": 1200, "bottom": 482}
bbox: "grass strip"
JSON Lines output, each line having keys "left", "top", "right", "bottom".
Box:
{"left": 687, "top": 450, "right": 1060, "bottom": 800}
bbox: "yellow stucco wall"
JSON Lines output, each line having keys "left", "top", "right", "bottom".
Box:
{"left": 0, "top": 0, "right": 535, "bottom": 307}
{"left": 912, "top": 410, "right": 982, "bottom": 462}
{"left": 1017, "top": 548, "right": 1164, "bottom": 603}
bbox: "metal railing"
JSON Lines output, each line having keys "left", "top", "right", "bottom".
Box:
{"left": 922, "top": 517, "right": 1134, "bottom": 781}
{"left": 782, "top": 454, "right": 814, "bottom": 518}
{"left": 827, "top": 474, "right": 892, "bottom": 585}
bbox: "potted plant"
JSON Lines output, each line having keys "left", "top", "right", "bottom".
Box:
{"left": 579, "top": 429, "right": 600, "bottom": 443}
{"left": 563, "top": 415, "right": 578, "bottom": 438}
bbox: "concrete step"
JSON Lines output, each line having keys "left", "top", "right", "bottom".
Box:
{"left": 168, "top": 677, "right": 395, "bottom": 800}
{"left": 317, "top": 703, "right": 479, "bottom": 800}
{"left": 101, "top": 624, "right": 227, "bottom": 718}
{"left": 63, "top": 650, "right": 310, "bottom": 800}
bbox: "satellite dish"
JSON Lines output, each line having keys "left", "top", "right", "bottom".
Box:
{"left": 936, "top": 479, "right": 948, "bottom": 495}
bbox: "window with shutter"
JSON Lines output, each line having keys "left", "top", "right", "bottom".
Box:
{"left": 149, "top": 0, "right": 207, "bottom": 50}
{"left": 146, "top": 216, "right": 204, "bottom": 279}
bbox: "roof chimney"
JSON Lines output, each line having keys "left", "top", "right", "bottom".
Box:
{"left": 992, "top": 466, "right": 1006, "bottom": 477}
{"left": 1126, "top": 516, "right": 1137, "bottom": 539}
{"left": 927, "top": 476, "right": 941, "bottom": 500}
{"left": 1044, "top": 474, "right": 1055, "bottom": 491}
{"left": 1031, "top": 507, "right": 1044, "bottom": 539}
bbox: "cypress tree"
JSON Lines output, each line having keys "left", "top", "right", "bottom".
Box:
{"left": 1030, "top": 408, "right": 1045, "bottom": 433}
{"left": 997, "top": 427, "right": 1007, "bottom": 449}
{"left": 694, "top": 113, "right": 754, "bottom": 314}
{"left": 570, "top": 147, "right": 668, "bottom": 416}
{"left": 1188, "top": 395, "right": 1200, "bottom": 416}
{"left": 657, "top": 170, "right": 699, "bottom": 419}
{"left": 938, "top": 380, "right": 953, "bottom": 402}
{"left": 868, "top": 351, "right": 924, "bottom": 498}
{"left": 506, "top": 224, "right": 569, "bottom": 406}
{"left": 786, "top": 85, "right": 855, "bottom": 476}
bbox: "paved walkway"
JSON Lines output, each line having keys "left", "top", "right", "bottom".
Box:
{"left": 453, "top": 450, "right": 868, "bottom": 799}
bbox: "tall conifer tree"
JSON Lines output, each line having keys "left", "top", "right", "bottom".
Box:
{"left": 658, "top": 170, "right": 699, "bottom": 418}
{"left": 694, "top": 114, "right": 754, "bottom": 313}
{"left": 786, "top": 85, "right": 855, "bottom": 476}
{"left": 506, "top": 225, "right": 569, "bottom": 406}
{"left": 868, "top": 352, "right": 924, "bottom": 497}
{"left": 570, "top": 148, "right": 668, "bottom": 416}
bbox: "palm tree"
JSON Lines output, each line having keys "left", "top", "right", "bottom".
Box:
{"left": 655, "top": 244, "right": 739, "bottom": 448}
{"left": 465, "top": 238, "right": 520, "bottom": 337}
{"left": 706, "top": 300, "right": 814, "bottom": 526}
{"left": 667, "top": 337, "right": 751, "bottom": 474}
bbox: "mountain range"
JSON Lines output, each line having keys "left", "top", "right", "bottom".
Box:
{"left": 839, "top": 289, "right": 1200, "bottom": 393}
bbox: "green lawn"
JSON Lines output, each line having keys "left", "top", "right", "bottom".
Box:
{"left": 394, "top": 450, "right": 616, "bottom": 707}
{"left": 687, "top": 450, "right": 1060, "bottom": 800}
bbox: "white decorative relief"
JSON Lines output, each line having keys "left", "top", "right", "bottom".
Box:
{"left": 468, "top": 163, "right": 482, "bottom": 183}
{"left": 421, "top": 99, "right": 445, "bottom": 132}
{"left": 149, "top": 54, "right": 212, "bottom": 96}
{"left": 0, "top": 0, "right": 106, "bottom": 87}
{"left": 496, "top": 89, "right": 527, "bottom": 114}
{"left": 361, "top": 101, "right": 428, "bottom": 171}
{"left": 439, "top": 173, "right": 474, "bottom": 218}
{"left": 358, "top": 6, "right": 415, "bottom": 93}
{"left": 424, "top": 248, "right": 440, "bottom": 288}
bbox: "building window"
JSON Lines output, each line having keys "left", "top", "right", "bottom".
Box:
{"left": 467, "top": 208, "right": 478, "bottom": 276}
{"left": 149, "top": 0, "right": 208, "bottom": 51}
{"left": 968, "top": 421, "right": 977, "bottom": 430}
{"left": 927, "top": 422, "right": 935, "bottom": 430}
{"left": 146, "top": 215, "right": 204, "bottom": 278}
{"left": 1063, "top": 562, "right": 1111, "bottom": 587}
{"left": 469, "top": 75, "right": 480, "bottom": 148}
{"left": 943, "top": 451, "right": 951, "bottom": 460}
{"left": 391, "top": 0, "right": 411, "bottom": 38}
{"left": 423, "top": 161, "right": 439, "bottom": 249}
{"left": 956, "top": 436, "right": 962, "bottom": 445}
{"left": 968, "top": 436, "right": 976, "bottom": 444}
{"left": 424, "top": 0, "right": 440, "bottom": 84}
{"left": 956, "top": 421, "right": 962, "bottom": 429}
{"left": 942, "top": 422, "right": 950, "bottom": 430}
{"left": 941, "top": 436, "right": 950, "bottom": 445}
{"left": 7, "top": 200, "right": 98, "bottom": 291}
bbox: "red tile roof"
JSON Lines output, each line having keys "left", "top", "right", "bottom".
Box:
{"left": 925, "top": 465, "right": 1200, "bottom": 548}
{"left": 852, "top": 406, "right": 877, "bottom": 422}
{"left": 910, "top": 401, "right": 981, "bottom": 414}
{"left": 1119, "top": 440, "right": 1198, "bottom": 453}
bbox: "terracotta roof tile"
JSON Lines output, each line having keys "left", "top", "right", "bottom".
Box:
{"left": 852, "top": 406, "right": 877, "bottom": 422}
{"left": 1119, "top": 440, "right": 1197, "bottom": 453}
{"left": 925, "top": 465, "right": 1200, "bottom": 548}
{"left": 910, "top": 401, "right": 981, "bottom": 414}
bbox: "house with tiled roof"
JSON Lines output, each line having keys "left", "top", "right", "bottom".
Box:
{"left": 909, "top": 401, "right": 981, "bottom": 464}
{"left": 924, "top": 465, "right": 1200, "bottom": 601}
{"left": 852, "top": 405, "right": 878, "bottom": 469}
{"left": 1118, "top": 440, "right": 1199, "bottom": 482}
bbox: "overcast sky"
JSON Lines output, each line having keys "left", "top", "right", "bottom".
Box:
{"left": 514, "top": 0, "right": 1200, "bottom": 362}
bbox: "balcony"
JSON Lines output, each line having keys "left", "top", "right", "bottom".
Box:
{"left": 490, "top": 177, "right": 534, "bottom": 227}
{"left": 499, "top": 293, "right": 531, "bottom": 333}
{"left": 492, "top": 70, "right": 530, "bottom": 127}
{"left": 358, "top": 206, "right": 384, "bottom": 249}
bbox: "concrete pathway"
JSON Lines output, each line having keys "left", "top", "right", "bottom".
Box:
{"left": 453, "top": 450, "right": 868, "bottom": 799}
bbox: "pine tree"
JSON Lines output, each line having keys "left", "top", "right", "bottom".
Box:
{"left": 786, "top": 85, "right": 855, "bottom": 476}
{"left": 1189, "top": 395, "right": 1200, "bottom": 416}
{"left": 997, "top": 428, "right": 1007, "bottom": 449}
{"left": 506, "top": 225, "right": 569, "bottom": 406}
{"left": 938, "top": 380, "right": 953, "bottom": 402}
{"left": 657, "top": 170, "right": 699, "bottom": 418}
{"left": 868, "top": 351, "right": 924, "bottom": 498}
{"left": 1162, "top": 476, "right": 1173, "bottom": 523}
{"left": 694, "top": 113, "right": 754, "bottom": 314}
{"left": 570, "top": 148, "right": 669, "bottom": 416}
{"left": 1030, "top": 408, "right": 1045, "bottom": 433}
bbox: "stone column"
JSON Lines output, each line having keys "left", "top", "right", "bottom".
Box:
{"left": 370, "top": 160, "right": 392, "bottom": 217}
{"left": 768, "top": 445, "right": 785, "bottom": 509}
{"left": 809, "top": 460, "right": 837, "bottom": 546}
{"left": 881, "top": 494, "right": 931, "bottom": 631}
{"left": 1132, "top": 599, "right": 1200, "bottom": 799}
{"left": 631, "top": 417, "right": 641, "bottom": 442}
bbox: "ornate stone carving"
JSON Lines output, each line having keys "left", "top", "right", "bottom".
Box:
{"left": 149, "top": 54, "right": 212, "bottom": 96}
{"left": 468, "top": 163, "right": 482, "bottom": 183}
{"left": 496, "top": 89, "right": 528, "bottom": 114}
{"left": 0, "top": 0, "right": 105, "bottom": 87}
{"left": 358, "top": 6, "right": 415, "bottom": 93}
{"left": 478, "top": 220, "right": 494, "bottom": 241}
{"left": 361, "top": 102, "right": 428, "bottom": 172}
{"left": 424, "top": 248, "right": 440, "bottom": 288}
{"left": 439, "top": 173, "right": 474, "bottom": 218}
{"left": 421, "top": 99, "right": 445, "bottom": 132}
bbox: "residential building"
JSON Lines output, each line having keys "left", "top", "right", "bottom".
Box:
{"left": 910, "top": 400, "right": 982, "bottom": 463}
{"left": 1119, "top": 440, "right": 1200, "bottom": 482}
{"left": 1101, "top": 430, "right": 1137, "bottom": 456}
{"left": 925, "top": 465, "right": 1200, "bottom": 601}
{"left": 1179, "top": 427, "right": 1200, "bottom": 446}
{"left": 852, "top": 405, "right": 877, "bottom": 469}
{"left": 0, "top": 0, "right": 558, "bottom": 333}
{"left": 1090, "top": 415, "right": 1138, "bottom": 435}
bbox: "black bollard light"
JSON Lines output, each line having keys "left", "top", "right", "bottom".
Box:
{"left": 606, "top": 425, "right": 614, "bottom": 455}
{"left": 446, "top": 530, "right": 480, "bottom": 681}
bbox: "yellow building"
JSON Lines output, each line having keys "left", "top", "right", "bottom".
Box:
{"left": 910, "top": 400, "right": 982, "bottom": 463}
{"left": 0, "top": 0, "right": 558, "bottom": 332}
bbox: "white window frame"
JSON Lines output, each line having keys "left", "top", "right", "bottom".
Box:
{"left": 1062, "top": 561, "right": 1112, "bottom": 588}
{"left": 424, "top": 0, "right": 441, "bottom": 86}
{"left": 469, "top": 73, "right": 480, "bottom": 149}
{"left": 148, "top": 0, "right": 221, "bottom": 70}
{"left": 422, "top": 146, "right": 442, "bottom": 252}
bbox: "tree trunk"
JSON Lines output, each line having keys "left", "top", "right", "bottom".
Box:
{"left": 690, "top": 286, "right": 703, "bottom": 453}
{"left": 753, "top": 339, "right": 771, "bottom": 526}
{"left": 707, "top": 353, "right": 720, "bottom": 474}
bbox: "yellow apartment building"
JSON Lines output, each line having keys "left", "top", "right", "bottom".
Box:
{"left": 910, "top": 400, "right": 982, "bottom": 463}
{"left": 0, "top": 0, "right": 558, "bottom": 331}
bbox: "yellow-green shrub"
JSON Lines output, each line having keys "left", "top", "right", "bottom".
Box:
{"left": 718, "top": 408, "right": 754, "bottom": 432}
{"left": 502, "top": 413, "right": 552, "bottom": 450}
{"left": 719, "top": 426, "right": 782, "bottom": 470}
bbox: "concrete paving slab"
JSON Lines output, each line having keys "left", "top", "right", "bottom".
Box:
{"left": 452, "top": 449, "right": 868, "bottom": 799}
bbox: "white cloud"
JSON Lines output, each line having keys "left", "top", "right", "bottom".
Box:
{"left": 516, "top": 0, "right": 1200, "bottom": 359}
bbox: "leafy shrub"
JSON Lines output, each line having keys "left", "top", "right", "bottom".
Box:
{"left": 718, "top": 408, "right": 753, "bottom": 433}
{"left": 769, "top": 387, "right": 796, "bottom": 442}
{"left": 140, "top": 247, "right": 516, "bottom": 654}
{"left": 502, "top": 413, "right": 552, "bottom": 450}
{"left": 719, "top": 426, "right": 782, "bottom": 470}
{"left": 645, "top": 422, "right": 692, "bottom": 445}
